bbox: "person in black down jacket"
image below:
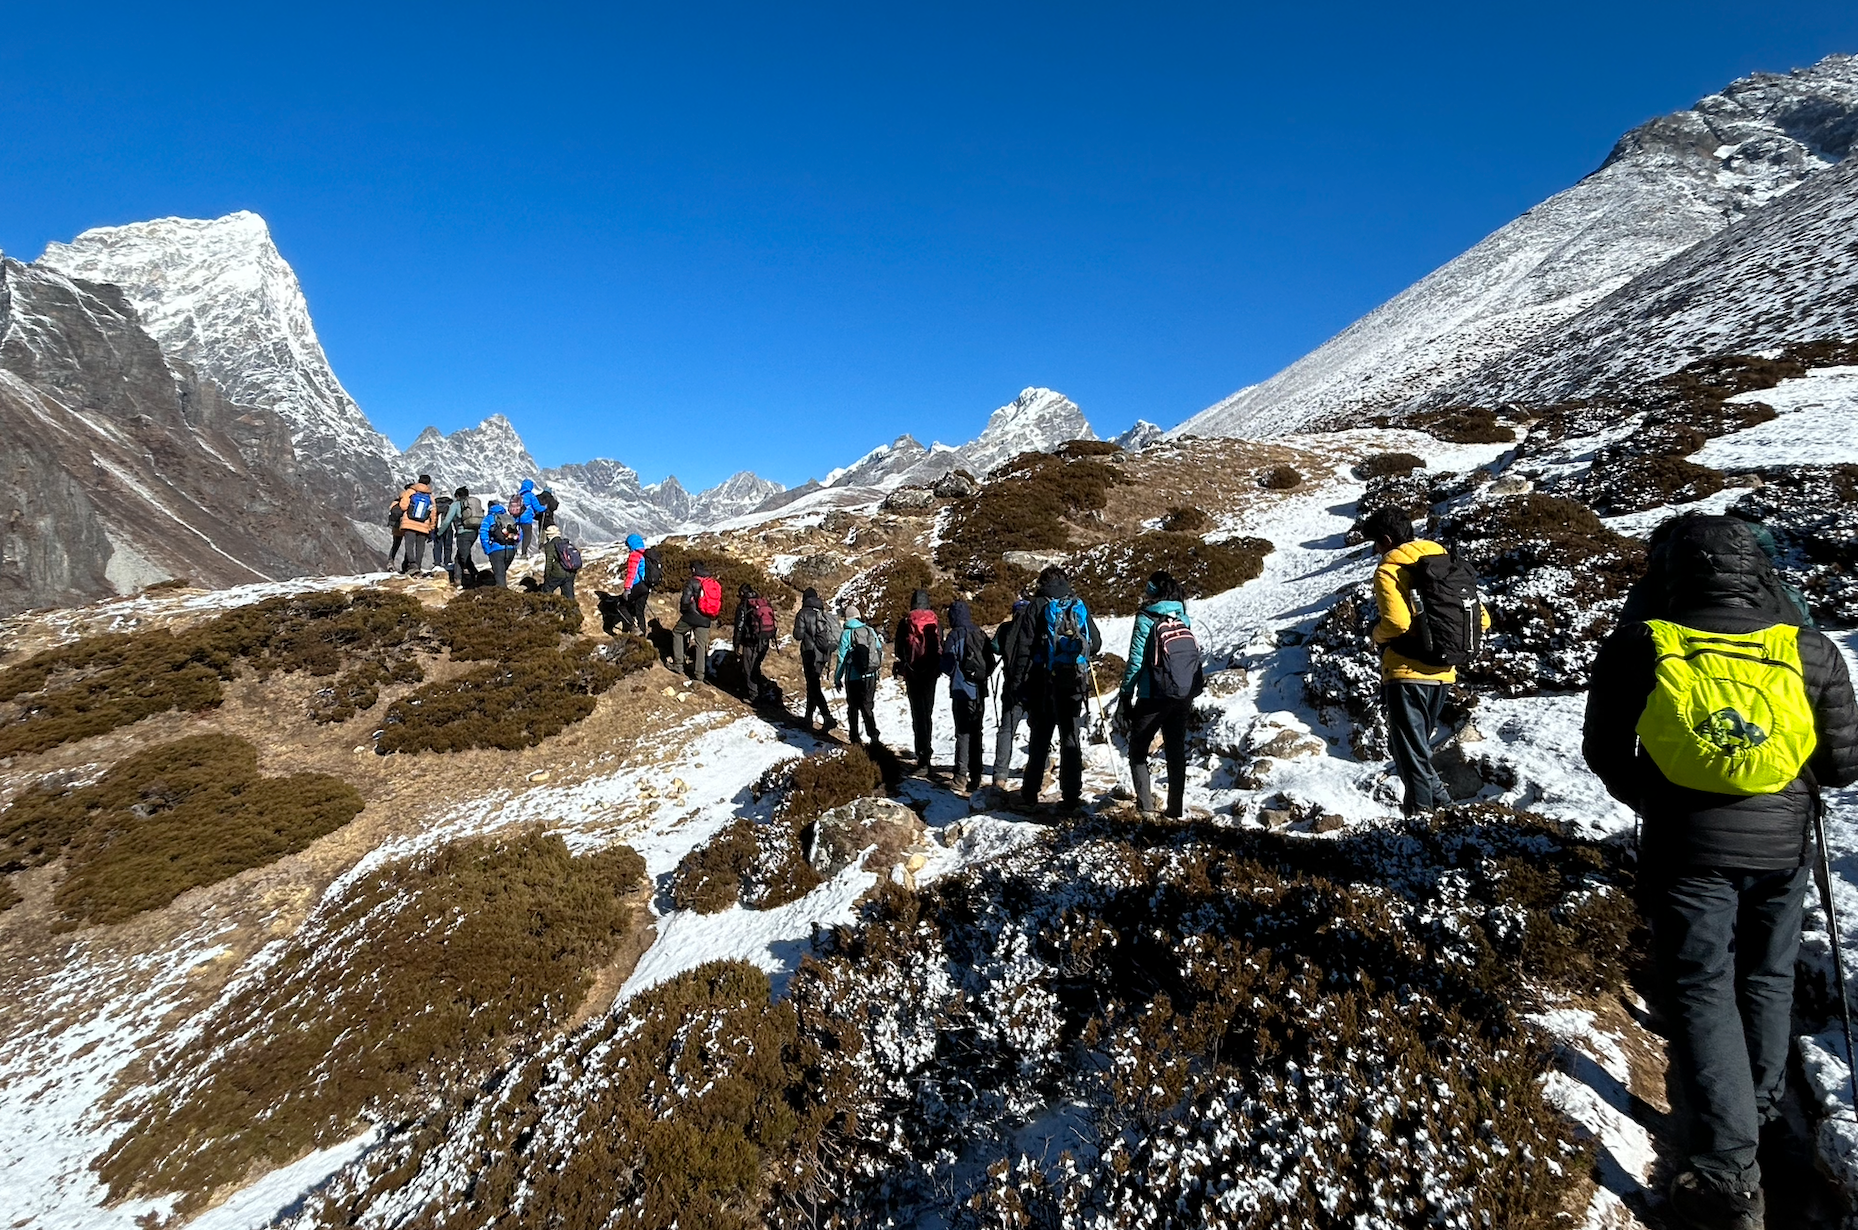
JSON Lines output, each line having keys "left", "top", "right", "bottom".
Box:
{"left": 1584, "top": 514, "right": 1858, "bottom": 1230}
{"left": 1006, "top": 566, "right": 1102, "bottom": 810}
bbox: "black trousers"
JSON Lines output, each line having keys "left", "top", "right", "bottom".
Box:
{"left": 1383, "top": 680, "right": 1448, "bottom": 812}
{"left": 1651, "top": 865, "right": 1809, "bottom": 1191}
{"left": 951, "top": 694, "right": 986, "bottom": 788}
{"left": 739, "top": 637, "right": 769, "bottom": 698}
{"left": 802, "top": 658, "right": 833, "bottom": 725}
{"left": 1129, "top": 697, "right": 1190, "bottom": 818}
{"left": 399, "top": 530, "right": 429, "bottom": 573}
{"left": 387, "top": 530, "right": 405, "bottom": 568}
{"left": 542, "top": 574, "right": 575, "bottom": 599}
{"left": 845, "top": 678, "right": 879, "bottom": 744}
{"left": 451, "top": 528, "right": 476, "bottom": 584}
{"left": 993, "top": 702, "right": 1024, "bottom": 785}
{"left": 489, "top": 547, "right": 511, "bottom": 588}
{"left": 431, "top": 526, "right": 454, "bottom": 569}
{"left": 905, "top": 674, "right": 939, "bottom": 765}
{"left": 1022, "top": 695, "right": 1085, "bottom": 805}
{"left": 622, "top": 586, "right": 650, "bottom": 632}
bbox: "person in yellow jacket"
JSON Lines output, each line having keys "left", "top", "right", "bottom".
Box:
{"left": 396, "top": 474, "right": 438, "bottom": 575}
{"left": 1359, "top": 507, "right": 1488, "bottom": 814}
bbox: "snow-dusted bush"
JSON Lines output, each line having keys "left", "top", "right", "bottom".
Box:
{"left": 1066, "top": 531, "right": 1272, "bottom": 617}
{"left": 1732, "top": 465, "right": 1858, "bottom": 625}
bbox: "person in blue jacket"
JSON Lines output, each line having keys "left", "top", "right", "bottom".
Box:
{"left": 1118, "top": 570, "right": 1202, "bottom": 818}
{"left": 513, "top": 479, "right": 546, "bottom": 557}
{"left": 479, "top": 500, "right": 516, "bottom": 588}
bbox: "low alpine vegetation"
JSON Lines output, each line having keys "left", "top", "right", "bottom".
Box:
{"left": 936, "top": 449, "right": 1127, "bottom": 583}
{"left": 0, "top": 590, "right": 428, "bottom": 756}
{"left": 1065, "top": 531, "right": 1272, "bottom": 616}
{"left": 1354, "top": 450, "right": 1426, "bottom": 479}
{"left": 0, "top": 734, "right": 363, "bottom": 925}
{"left": 1258, "top": 462, "right": 1303, "bottom": 489}
{"left": 99, "top": 829, "right": 646, "bottom": 1215}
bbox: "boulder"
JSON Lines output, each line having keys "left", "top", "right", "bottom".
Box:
{"left": 806, "top": 796, "right": 925, "bottom": 877}
{"left": 880, "top": 486, "right": 936, "bottom": 513}
{"left": 932, "top": 470, "right": 980, "bottom": 499}
{"left": 1202, "top": 668, "right": 1250, "bottom": 698}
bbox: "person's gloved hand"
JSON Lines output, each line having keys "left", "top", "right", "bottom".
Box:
{"left": 1113, "top": 695, "right": 1133, "bottom": 736}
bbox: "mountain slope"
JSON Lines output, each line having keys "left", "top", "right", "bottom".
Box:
{"left": 826, "top": 387, "right": 1094, "bottom": 490}
{"left": 1178, "top": 53, "right": 1858, "bottom": 438}
{"left": 37, "top": 213, "right": 398, "bottom": 519}
{"left": 0, "top": 257, "right": 376, "bottom": 613}
{"left": 1430, "top": 154, "right": 1858, "bottom": 405}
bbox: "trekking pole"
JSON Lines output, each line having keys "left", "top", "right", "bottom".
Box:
{"left": 1812, "top": 795, "right": 1858, "bottom": 1118}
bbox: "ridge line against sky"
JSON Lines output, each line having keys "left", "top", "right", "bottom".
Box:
{"left": 3, "top": 1, "right": 1856, "bottom": 488}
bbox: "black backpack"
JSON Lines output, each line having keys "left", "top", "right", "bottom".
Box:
{"left": 434, "top": 495, "right": 454, "bottom": 525}
{"left": 1148, "top": 614, "right": 1202, "bottom": 700}
{"left": 539, "top": 489, "right": 559, "bottom": 529}
{"left": 1393, "top": 552, "right": 1483, "bottom": 667}
{"left": 643, "top": 549, "right": 665, "bottom": 590}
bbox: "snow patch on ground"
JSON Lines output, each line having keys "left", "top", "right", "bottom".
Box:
{"left": 1697, "top": 366, "right": 1858, "bottom": 469}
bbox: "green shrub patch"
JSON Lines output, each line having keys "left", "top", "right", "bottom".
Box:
{"left": 1053, "top": 439, "right": 1123, "bottom": 458}
{"left": 378, "top": 637, "right": 654, "bottom": 755}
{"left": 1065, "top": 531, "right": 1272, "bottom": 616}
{"left": 1355, "top": 451, "right": 1425, "bottom": 479}
{"left": 653, "top": 542, "right": 795, "bottom": 611}
{"left": 0, "top": 591, "right": 429, "bottom": 756}
{"left": 1407, "top": 405, "right": 1517, "bottom": 444}
{"left": 99, "top": 829, "right": 646, "bottom": 1215}
{"left": 0, "top": 735, "right": 363, "bottom": 926}
{"left": 779, "top": 745, "right": 885, "bottom": 824}
{"left": 432, "top": 586, "right": 583, "bottom": 660}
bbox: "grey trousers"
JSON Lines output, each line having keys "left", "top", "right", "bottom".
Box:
{"left": 1383, "top": 680, "right": 1448, "bottom": 812}
{"left": 671, "top": 621, "right": 710, "bottom": 678}
{"left": 1651, "top": 865, "right": 1810, "bottom": 1191}
{"left": 993, "top": 702, "right": 1024, "bottom": 786}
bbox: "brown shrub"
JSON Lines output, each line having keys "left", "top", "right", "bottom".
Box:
{"left": 379, "top": 637, "right": 654, "bottom": 754}
{"left": 307, "top": 657, "right": 425, "bottom": 724}
{"left": 433, "top": 586, "right": 582, "bottom": 660}
{"left": 671, "top": 818, "right": 760, "bottom": 913}
{"left": 0, "top": 591, "right": 430, "bottom": 756}
{"left": 937, "top": 451, "right": 1126, "bottom": 582}
{"left": 1411, "top": 405, "right": 1516, "bottom": 444}
{"left": 99, "top": 829, "right": 646, "bottom": 1213}
{"left": 1354, "top": 451, "right": 1425, "bottom": 479}
{"left": 1258, "top": 464, "right": 1302, "bottom": 490}
{"left": 1158, "top": 506, "right": 1210, "bottom": 533}
{"left": 780, "top": 745, "right": 886, "bottom": 824}
{"left": 1065, "top": 532, "right": 1273, "bottom": 616}
{"left": 0, "top": 876, "right": 18, "bottom": 913}
{"left": 1580, "top": 449, "right": 1727, "bottom": 515}
{"left": 835, "top": 556, "right": 955, "bottom": 633}
{"left": 0, "top": 735, "right": 363, "bottom": 926}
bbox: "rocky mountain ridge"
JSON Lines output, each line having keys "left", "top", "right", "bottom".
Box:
{"left": 1179, "top": 53, "right": 1858, "bottom": 438}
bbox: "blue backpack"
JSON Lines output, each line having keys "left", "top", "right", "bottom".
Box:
{"left": 407, "top": 490, "right": 433, "bottom": 522}
{"left": 942, "top": 627, "right": 985, "bottom": 701}
{"left": 1039, "top": 597, "right": 1091, "bottom": 697}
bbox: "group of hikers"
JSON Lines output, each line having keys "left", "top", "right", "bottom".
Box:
{"left": 1365, "top": 504, "right": 1856, "bottom": 1230}
{"left": 642, "top": 554, "right": 1205, "bottom": 817}
{"left": 384, "top": 475, "right": 581, "bottom": 595}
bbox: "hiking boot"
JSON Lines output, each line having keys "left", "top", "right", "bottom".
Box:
{"left": 821, "top": 716, "right": 840, "bottom": 733}
{"left": 1668, "top": 1171, "right": 1763, "bottom": 1230}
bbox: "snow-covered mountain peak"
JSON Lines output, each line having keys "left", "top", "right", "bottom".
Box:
{"left": 966, "top": 387, "right": 1093, "bottom": 472}
{"left": 36, "top": 211, "right": 395, "bottom": 513}
{"left": 1177, "top": 52, "right": 1858, "bottom": 439}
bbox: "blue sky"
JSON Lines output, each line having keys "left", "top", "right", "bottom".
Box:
{"left": 3, "top": 2, "right": 1855, "bottom": 489}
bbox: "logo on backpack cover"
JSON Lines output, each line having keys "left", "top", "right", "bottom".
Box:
{"left": 1636, "top": 621, "right": 1816, "bottom": 796}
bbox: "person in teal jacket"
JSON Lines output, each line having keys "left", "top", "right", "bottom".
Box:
{"left": 1118, "top": 571, "right": 1202, "bottom": 818}
{"left": 834, "top": 606, "right": 884, "bottom": 747}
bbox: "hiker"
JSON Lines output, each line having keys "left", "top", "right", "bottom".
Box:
{"left": 1118, "top": 571, "right": 1204, "bottom": 818}
{"left": 1004, "top": 566, "right": 1102, "bottom": 810}
{"left": 445, "top": 487, "right": 483, "bottom": 586}
{"left": 1582, "top": 514, "right": 1857, "bottom": 1229}
{"left": 538, "top": 485, "right": 559, "bottom": 532}
{"left": 894, "top": 589, "right": 943, "bottom": 775}
{"left": 618, "top": 534, "right": 650, "bottom": 633}
{"left": 479, "top": 499, "right": 518, "bottom": 587}
{"left": 541, "top": 525, "right": 580, "bottom": 599}
{"left": 672, "top": 561, "right": 722, "bottom": 680}
{"left": 1359, "top": 507, "right": 1488, "bottom": 816}
{"left": 733, "top": 583, "right": 777, "bottom": 701}
{"left": 942, "top": 600, "right": 996, "bottom": 793}
{"left": 990, "top": 598, "right": 1030, "bottom": 789}
{"left": 429, "top": 488, "right": 455, "bottom": 574}
{"left": 397, "top": 474, "right": 437, "bottom": 574}
{"left": 793, "top": 587, "right": 840, "bottom": 733}
{"left": 513, "top": 479, "right": 545, "bottom": 557}
{"left": 834, "top": 604, "right": 884, "bottom": 747}
{"left": 385, "top": 481, "right": 413, "bottom": 570}
{"left": 1623, "top": 513, "right": 1815, "bottom": 629}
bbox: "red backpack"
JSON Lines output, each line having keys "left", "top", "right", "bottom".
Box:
{"left": 696, "top": 577, "right": 723, "bottom": 618}
{"left": 748, "top": 597, "right": 777, "bottom": 638}
{"left": 905, "top": 609, "right": 939, "bottom": 662}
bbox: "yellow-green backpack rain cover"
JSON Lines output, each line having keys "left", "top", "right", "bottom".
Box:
{"left": 1636, "top": 620, "right": 1817, "bottom": 795}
